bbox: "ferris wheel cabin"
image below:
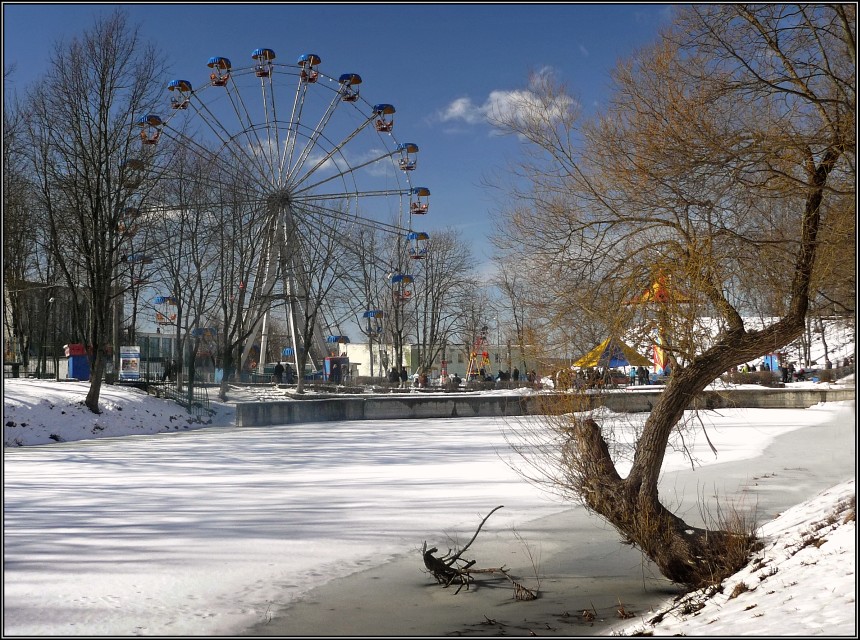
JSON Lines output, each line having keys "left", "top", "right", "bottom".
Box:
{"left": 298, "top": 53, "right": 321, "bottom": 83}
{"left": 339, "top": 73, "right": 362, "bottom": 102}
{"left": 137, "top": 114, "right": 163, "bottom": 145}
{"left": 252, "top": 48, "right": 276, "bottom": 77}
{"left": 397, "top": 142, "right": 419, "bottom": 171}
{"left": 407, "top": 231, "right": 430, "bottom": 259}
{"left": 120, "top": 159, "right": 146, "bottom": 189}
{"left": 363, "top": 309, "right": 384, "bottom": 334}
{"left": 410, "top": 187, "right": 430, "bottom": 214}
{"left": 207, "top": 56, "right": 232, "bottom": 86}
{"left": 389, "top": 273, "right": 414, "bottom": 303}
{"left": 373, "top": 104, "right": 395, "bottom": 132}
{"left": 168, "top": 79, "right": 192, "bottom": 109}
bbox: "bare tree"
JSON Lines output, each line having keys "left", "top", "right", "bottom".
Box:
{"left": 148, "top": 146, "right": 223, "bottom": 390}
{"left": 347, "top": 226, "right": 397, "bottom": 378}
{"left": 21, "top": 10, "right": 167, "bottom": 412}
{"left": 412, "top": 229, "right": 477, "bottom": 375}
{"left": 3, "top": 75, "right": 41, "bottom": 364}
{"left": 284, "top": 199, "right": 356, "bottom": 393}
{"left": 493, "top": 4, "right": 854, "bottom": 587}
{"left": 203, "top": 161, "right": 275, "bottom": 400}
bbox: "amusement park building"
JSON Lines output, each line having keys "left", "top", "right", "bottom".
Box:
{"left": 335, "top": 341, "right": 538, "bottom": 382}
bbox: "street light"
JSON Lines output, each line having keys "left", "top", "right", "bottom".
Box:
{"left": 48, "top": 296, "right": 60, "bottom": 381}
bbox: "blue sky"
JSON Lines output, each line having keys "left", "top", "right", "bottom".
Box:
{"left": 3, "top": 3, "right": 674, "bottom": 271}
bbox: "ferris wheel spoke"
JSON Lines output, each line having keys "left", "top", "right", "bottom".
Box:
{"left": 258, "top": 78, "right": 281, "bottom": 187}
{"left": 280, "top": 77, "right": 315, "bottom": 189}
{"left": 226, "top": 80, "right": 283, "bottom": 188}
{"left": 288, "top": 117, "right": 375, "bottom": 190}
{"left": 273, "top": 66, "right": 308, "bottom": 180}
{"left": 299, "top": 188, "right": 409, "bottom": 201}
{"left": 154, "top": 128, "right": 270, "bottom": 197}
{"left": 283, "top": 88, "right": 349, "bottom": 186}
{"left": 179, "top": 98, "right": 274, "bottom": 187}
{"left": 296, "top": 198, "right": 406, "bottom": 239}
{"left": 192, "top": 73, "right": 279, "bottom": 189}
{"left": 291, "top": 150, "right": 401, "bottom": 197}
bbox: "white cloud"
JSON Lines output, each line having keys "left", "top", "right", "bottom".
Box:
{"left": 437, "top": 67, "right": 577, "bottom": 131}
{"left": 439, "top": 96, "right": 486, "bottom": 125}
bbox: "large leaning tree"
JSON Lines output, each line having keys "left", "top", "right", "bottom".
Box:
{"left": 491, "top": 4, "right": 854, "bottom": 588}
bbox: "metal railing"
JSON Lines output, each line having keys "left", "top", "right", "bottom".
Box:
{"left": 149, "top": 380, "right": 212, "bottom": 418}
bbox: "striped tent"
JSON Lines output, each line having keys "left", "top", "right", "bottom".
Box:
{"left": 573, "top": 337, "right": 650, "bottom": 368}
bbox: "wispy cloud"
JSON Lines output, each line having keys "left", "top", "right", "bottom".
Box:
{"left": 439, "top": 97, "right": 486, "bottom": 125}
{"left": 436, "top": 67, "right": 576, "bottom": 132}
{"left": 579, "top": 44, "right": 589, "bottom": 57}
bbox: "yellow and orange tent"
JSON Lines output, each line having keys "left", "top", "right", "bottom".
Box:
{"left": 573, "top": 337, "right": 651, "bottom": 368}
{"left": 633, "top": 274, "right": 692, "bottom": 305}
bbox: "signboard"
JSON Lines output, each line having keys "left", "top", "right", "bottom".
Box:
{"left": 64, "top": 343, "right": 87, "bottom": 356}
{"left": 119, "top": 346, "right": 141, "bottom": 381}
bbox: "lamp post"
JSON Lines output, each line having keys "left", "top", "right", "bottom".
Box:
{"left": 496, "top": 315, "right": 501, "bottom": 369}
{"left": 48, "top": 296, "right": 60, "bottom": 381}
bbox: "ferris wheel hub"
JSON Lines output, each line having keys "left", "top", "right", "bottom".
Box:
{"left": 267, "top": 190, "right": 293, "bottom": 208}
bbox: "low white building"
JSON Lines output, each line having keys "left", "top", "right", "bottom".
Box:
{"left": 336, "top": 341, "right": 536, "bottom": 382}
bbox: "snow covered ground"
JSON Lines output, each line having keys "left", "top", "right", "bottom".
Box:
{"left": 3, "top": 373, "right": 855, "bottom": 636}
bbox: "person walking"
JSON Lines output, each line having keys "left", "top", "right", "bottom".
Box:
{"left": 399, "top": 365, "right": 409, "bottom": 389}
{"left": 273, "top": 361, "right": 285, "bottom": 384}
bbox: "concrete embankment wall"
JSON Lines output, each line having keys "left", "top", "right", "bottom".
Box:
{"left": 234, "top": 387, "right": 855, "bottom": 427}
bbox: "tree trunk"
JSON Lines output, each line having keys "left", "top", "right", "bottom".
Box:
{"left": 85, "top": 352, "right": 105, "bottom": 414}
{"left": 573, "top": 311, "right": 813, "bottom": 588}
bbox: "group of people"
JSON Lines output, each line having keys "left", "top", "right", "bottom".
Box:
{"left": 387, "top": 366, "right": 410, "bottom": 389}
{"left": 555, "top": 366, "right": 622, "bottom": 390}
{"left": 630, "top": 365, "right": 651, "bottom": 386}
{"left": 384, "top": 366, "right": 541, "bottom": 390}
{"left": 272, "top": 361, "right": 294, "bottom": 385}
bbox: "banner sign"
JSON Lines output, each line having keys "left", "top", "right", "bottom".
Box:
{"left": 119, "top": 346, "right": 141, "bottom": 381}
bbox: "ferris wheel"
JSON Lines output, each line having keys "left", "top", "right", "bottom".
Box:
{"left": 137, "top": 48, "right": 432, "bottom": 375}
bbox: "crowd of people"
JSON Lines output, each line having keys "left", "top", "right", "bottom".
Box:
{"left": 264, "top": 354, "right": 853, "bottom": 391}
{"left": 554, "top": 365, "right": 645, "bottom": 390}
{"left": 381, "top": 364, "right": 541, "bottom": 391}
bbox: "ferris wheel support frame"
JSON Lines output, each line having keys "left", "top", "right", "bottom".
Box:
{"left": 242, "top": 197, "right": 330, "bottom": 377}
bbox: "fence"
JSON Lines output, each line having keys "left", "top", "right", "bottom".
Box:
{"left": 147, "top": 380, "right": 212, "bottom": 418}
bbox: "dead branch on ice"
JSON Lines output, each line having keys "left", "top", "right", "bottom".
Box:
{"left": 420, "top": 505, "right": 538, "bottom": 600}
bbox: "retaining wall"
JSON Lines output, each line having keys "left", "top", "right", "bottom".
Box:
{"left": 234, "top": 387, "right": 855, "bottom": 427}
